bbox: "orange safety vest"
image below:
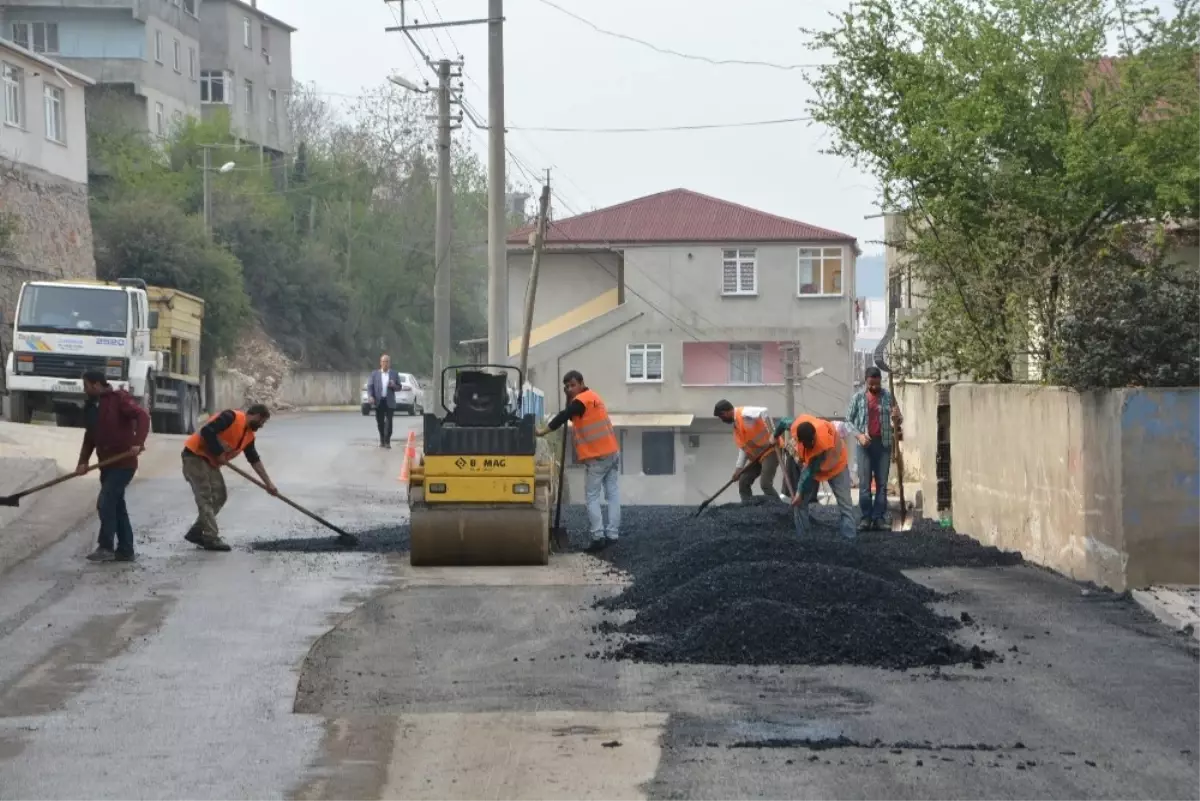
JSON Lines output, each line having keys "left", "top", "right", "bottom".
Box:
{"left": 733, "top": 407, "right": 772, "bottom": 463}
{"left": 184, "top": 409, "right": 256, "bottom": 466}
{"left": 570, "top": 388, "right": 619, "bottom": 462}
{"left": 787, "top": 414, "right": 848, "bottom": 482}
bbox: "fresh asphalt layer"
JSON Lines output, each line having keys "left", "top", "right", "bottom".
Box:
{"left": 0, "top": 412, "right": 1196, "bottom": 800}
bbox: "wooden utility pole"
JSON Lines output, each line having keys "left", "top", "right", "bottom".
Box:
{"left": 517, "top": 178, "right": 551, "bottom": 382}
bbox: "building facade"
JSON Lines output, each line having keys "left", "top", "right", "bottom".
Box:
{"left": 0, "top": 38, "right": 96, "bottom": 395}
{"left": 197, "top": 0, "right": 293, "bottom": 160}
{"left": 507, "top": 189, "right": 859, "bottom": 505}
{"left": 0, "top": 0, "right": 202, "bottom": 140}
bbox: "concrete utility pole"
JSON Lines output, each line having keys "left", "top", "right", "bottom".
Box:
{"left": 432, "top": 58, "right": 454, "bottom": 414}
{"left": 202, "top": 146, "right": 211, "bottom": 231}
{"left": 782, "top": 342, "right": 798, "bottom": 418}
{"left": 486, "top": 0, "right": 508, "bottom": 367}
{"left": 517, "top": 178, "right": 551, "bottom": 382}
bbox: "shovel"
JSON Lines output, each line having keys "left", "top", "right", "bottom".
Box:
{"left": 695, "top": 443, "right": 776, "bottom": 517}
{"left": 225, "top": 462, "right": 359, "bottom": 547}
{"left": 0, "top": 451, "right": 138, "bottom": 507}
{"left": 549, "top": 430, "right": 569, "bottom": 552}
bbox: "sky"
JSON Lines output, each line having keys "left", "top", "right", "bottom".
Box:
{"left": 253, "top": 0, "right": 887, "bottom": 255}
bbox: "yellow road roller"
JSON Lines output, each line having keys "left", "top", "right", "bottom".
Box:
{"left": 407, "top": 365, "right": 556, "bottom": 566}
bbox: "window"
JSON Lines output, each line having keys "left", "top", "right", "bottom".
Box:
{"left": 183, "top": 0, "right": 197, "bottom": 16}
{"left": 43, "top": 84, "right": 64, "bottom": 143}
{"left": 267, "top": 88, "right": 277, "bottom": 123}
{"left": 721, "top": 248, "right": 757, "bottom": 295}
{"left": 200, "top": 70, "right": 230, "bottom": 104}
{"left": 11, "top": 22, "right": 58, "bottom": 55}
{"left": 243, "top": 17, "right": 252, "bottom": 48}
{"left": 3, "top": 63, "right": 23, "bottom": 127}
{"left": 154, "top": 30, "right": 163, "bottom": 63}
{"left": 172, "top": 109, "right": 183, "bottom": 130}
{"left": 261, "top": 24, "right": 270, "bottom": 56}
{"left": 729, "top": 343, "right": 763, "bottom": 384}
{"left": 173, "top": 39, "right": 181, "bottom": 72}
{"left": 626, "top": 343, "right": 663, "bottom": 383}
{"left": 154, "top": 101, "right": 164, "bottom": 136}
{"left": 188, "top": 46, "right": 196, "bottom": 79}
{"left": 243, "top": 79, "right": 253, "bottom": 116}
{"left": 641, "top": 431, "right": 676, "bottom": 476}
{"left": 797, "top": 247, "right": 845, "bottom": 297}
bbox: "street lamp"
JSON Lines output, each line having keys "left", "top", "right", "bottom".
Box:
{"left": 201, "top": 153, "right": 237, "bottom": 232}
{"left": 388, "top": 73, "right": 429, "bottom": 93}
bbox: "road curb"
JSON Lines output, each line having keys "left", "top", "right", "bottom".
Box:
{"left": 1132, "top": 587, "right": 1200, "bottom": 640}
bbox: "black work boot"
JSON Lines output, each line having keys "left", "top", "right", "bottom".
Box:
{"left": 198, "top": 536, "right": 232, "bottom": 552}
{"left": 184, "top": 526, "right": 204, "bottom": 546}
{"left": 87, "top": 546, "right": 115, "bottom": 562}
{"left": 584, "top": 538, "right": 607, "bottom": 554}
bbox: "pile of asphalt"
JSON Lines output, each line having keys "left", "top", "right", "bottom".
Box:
{"left": 571, "top": 499, "right": 1020, "bottom": 669}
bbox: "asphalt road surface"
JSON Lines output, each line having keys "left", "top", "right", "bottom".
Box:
{"left": 0, "top": 412, "right": 1197, "bottom": 800}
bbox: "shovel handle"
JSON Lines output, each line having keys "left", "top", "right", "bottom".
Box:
{"left": 10, "top": 450, "right": 138, "bottom": 499}
{"left": 696, "top": 442, "right": 777, "bottom": 516}
{"left": 224, "top": 461, "right": 355, "bottom": 541}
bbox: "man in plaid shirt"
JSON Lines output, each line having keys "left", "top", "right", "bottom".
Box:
{"left": 846, "top": 367, "right": 902, "bottom": 531}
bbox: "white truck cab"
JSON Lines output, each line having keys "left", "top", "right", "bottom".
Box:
{"left": 3, "top": 277, "right": 204, "bottom": 433}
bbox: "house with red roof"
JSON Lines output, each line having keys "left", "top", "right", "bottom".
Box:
{"left": 505, "top": 188, "right": 859, "bottom": 504}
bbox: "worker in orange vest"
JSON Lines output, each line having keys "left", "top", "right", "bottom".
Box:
{"left": 180, "top": 404, "right": 278, "bottom": 552}
{"left": 713, "top": 400, "right": 783, "bottom": 503}
{"left": 773, "top": 414, "right": 857, "bottom": 540}
{"left": 536, "top": 370, "right": 620, "bottom": 553}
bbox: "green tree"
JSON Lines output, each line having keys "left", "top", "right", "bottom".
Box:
{"left": 805, "top": 0, "right": 1199, "bottom": 385}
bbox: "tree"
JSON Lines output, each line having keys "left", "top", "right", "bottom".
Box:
{"left": 91, "top": 197, "right": 252, "bottom": 365}
{"left": 805, "top": 0, "right": 1200, "bottom": 385}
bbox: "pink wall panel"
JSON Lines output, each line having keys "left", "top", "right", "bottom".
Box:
{"left": 683, "top": 341, "right": 783, "bottom": 384}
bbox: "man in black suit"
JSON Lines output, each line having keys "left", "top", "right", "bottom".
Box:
{"left": 367, "top": 354, "right": 401, "bottom": 448}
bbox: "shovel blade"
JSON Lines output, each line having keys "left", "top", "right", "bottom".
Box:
{"left": 551, "top": 526, "right": 569, "bottom": 552}
{"left": 0, "top": 496, "right": 19, "bottom": 507}
{"left": 336, "top": 532, "right": 359, "bottom": 547}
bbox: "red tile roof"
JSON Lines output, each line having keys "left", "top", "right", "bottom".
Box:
{"left": 507, "top": 188, "right": 855, "bottom": 245}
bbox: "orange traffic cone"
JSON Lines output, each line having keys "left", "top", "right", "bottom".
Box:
{"left": 398, "top": 429, "right": 417, "bottom": 482}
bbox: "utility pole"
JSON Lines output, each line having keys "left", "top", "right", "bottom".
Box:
{"left": 383, "top": 0, "right": 505, "bottom": 369}
{"left": 486, "top": 0, "right": 507, "bottom": 367}
{"left": 782, "top": 342, "right": 799, "bottom": 418}
{"left": 202, "top": 146, "right": 211, "bottom": 232}
{"left": 432, "top": 58, "right": 454, "bottom": 415}
{"left": 517, "top": 178, "right": 551, "bottom": 382}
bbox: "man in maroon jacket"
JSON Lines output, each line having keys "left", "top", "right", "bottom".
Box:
{"left": 76, "top": 370, "right": 151, "bottom": 563}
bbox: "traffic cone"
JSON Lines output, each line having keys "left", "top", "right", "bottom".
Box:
{"left": 399, "top": 429, "right": 417, "bottom": 482}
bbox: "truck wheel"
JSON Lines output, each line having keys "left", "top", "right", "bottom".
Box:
{"left": 55, "top": 408, "right": 83, "bottom": 428}
{"left": 6, "top": 391, "right": 32, "bottom": 424}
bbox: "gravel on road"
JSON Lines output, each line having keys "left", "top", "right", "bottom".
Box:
{"left": 564, "top": 499, "right": 1021, "bottom": 670}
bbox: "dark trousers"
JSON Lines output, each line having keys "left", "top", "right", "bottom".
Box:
{"left": 738, "top": 450, "right": 781, "bottom": 501}
{"left": 375, "top": 404, "right": 394, "bottom": 445}
{"left": 97, "top": 467, "right": 136, "bottom": 555}
{"left": 857, "top": 439, "right": 891, "bottom": 520}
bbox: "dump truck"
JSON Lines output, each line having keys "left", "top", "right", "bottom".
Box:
{"left": 4, "top": 277, "right": 205, "bottom": 434}
{"left": 406, "top": 365, "right": 559, "bottom": 566}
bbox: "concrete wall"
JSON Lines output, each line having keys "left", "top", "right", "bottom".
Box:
{"left": 211, "top": 368, "right": 365, "bottom": 410}
{"left": 894, "top": 381, "right": 941, "bottom": 512}
{"left": 515, "top": 242, "right": 857, "bottom": 421}
{"left": 905, "top": 383, "right": 1199, "bottom": 591}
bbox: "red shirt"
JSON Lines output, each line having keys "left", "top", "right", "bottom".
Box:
{"left": 78, "top": 389, "right": 151, "bottom": 470}
{"left": 866, "top": 390, "right": 882, "bottom": 439}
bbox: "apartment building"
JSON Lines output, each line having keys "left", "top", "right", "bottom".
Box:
{"left": 0, "top": 38, "right": 96, "bottom": 396}
{"left": 0, "top": 0, "right": 201, "bottom": 140}
{"left": 506, "top": 189, "right": 859, "bottom": 505}
{"left": 197, "top": 0, "right": 293, "bottom": 161}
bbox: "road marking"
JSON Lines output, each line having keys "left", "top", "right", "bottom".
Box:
{"left": 380, "top": 711, "right": 665, "bottom": 800}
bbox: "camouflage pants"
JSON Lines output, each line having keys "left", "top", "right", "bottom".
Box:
{"left": 181, "top": 453, "right": 227, "bottom": 539}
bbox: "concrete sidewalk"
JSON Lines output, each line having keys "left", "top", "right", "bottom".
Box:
{"left": 1133, "top": 586, "right": 1200, "bottom": 641}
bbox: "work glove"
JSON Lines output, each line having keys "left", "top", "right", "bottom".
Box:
{"left": 773, "top": 417, "right": 792, "bottom": 440}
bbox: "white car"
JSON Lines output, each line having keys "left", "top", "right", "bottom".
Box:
{"left": 360, "top": 373, "right": 426, "bottom": 416}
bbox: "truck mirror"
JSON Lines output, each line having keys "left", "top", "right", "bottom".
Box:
{"left": 149, "top": 311, "right": 159, "bottom": 329}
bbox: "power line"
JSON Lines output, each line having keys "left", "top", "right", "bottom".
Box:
{"left": 510, "top": 116, "right": 812, "bottom": 133}
{"left": 534, "top": 0, "right": 826, "bottom": 72}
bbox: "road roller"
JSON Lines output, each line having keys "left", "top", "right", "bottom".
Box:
{"left": 407, "top": 364, "right": 556, "bottom": 566}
